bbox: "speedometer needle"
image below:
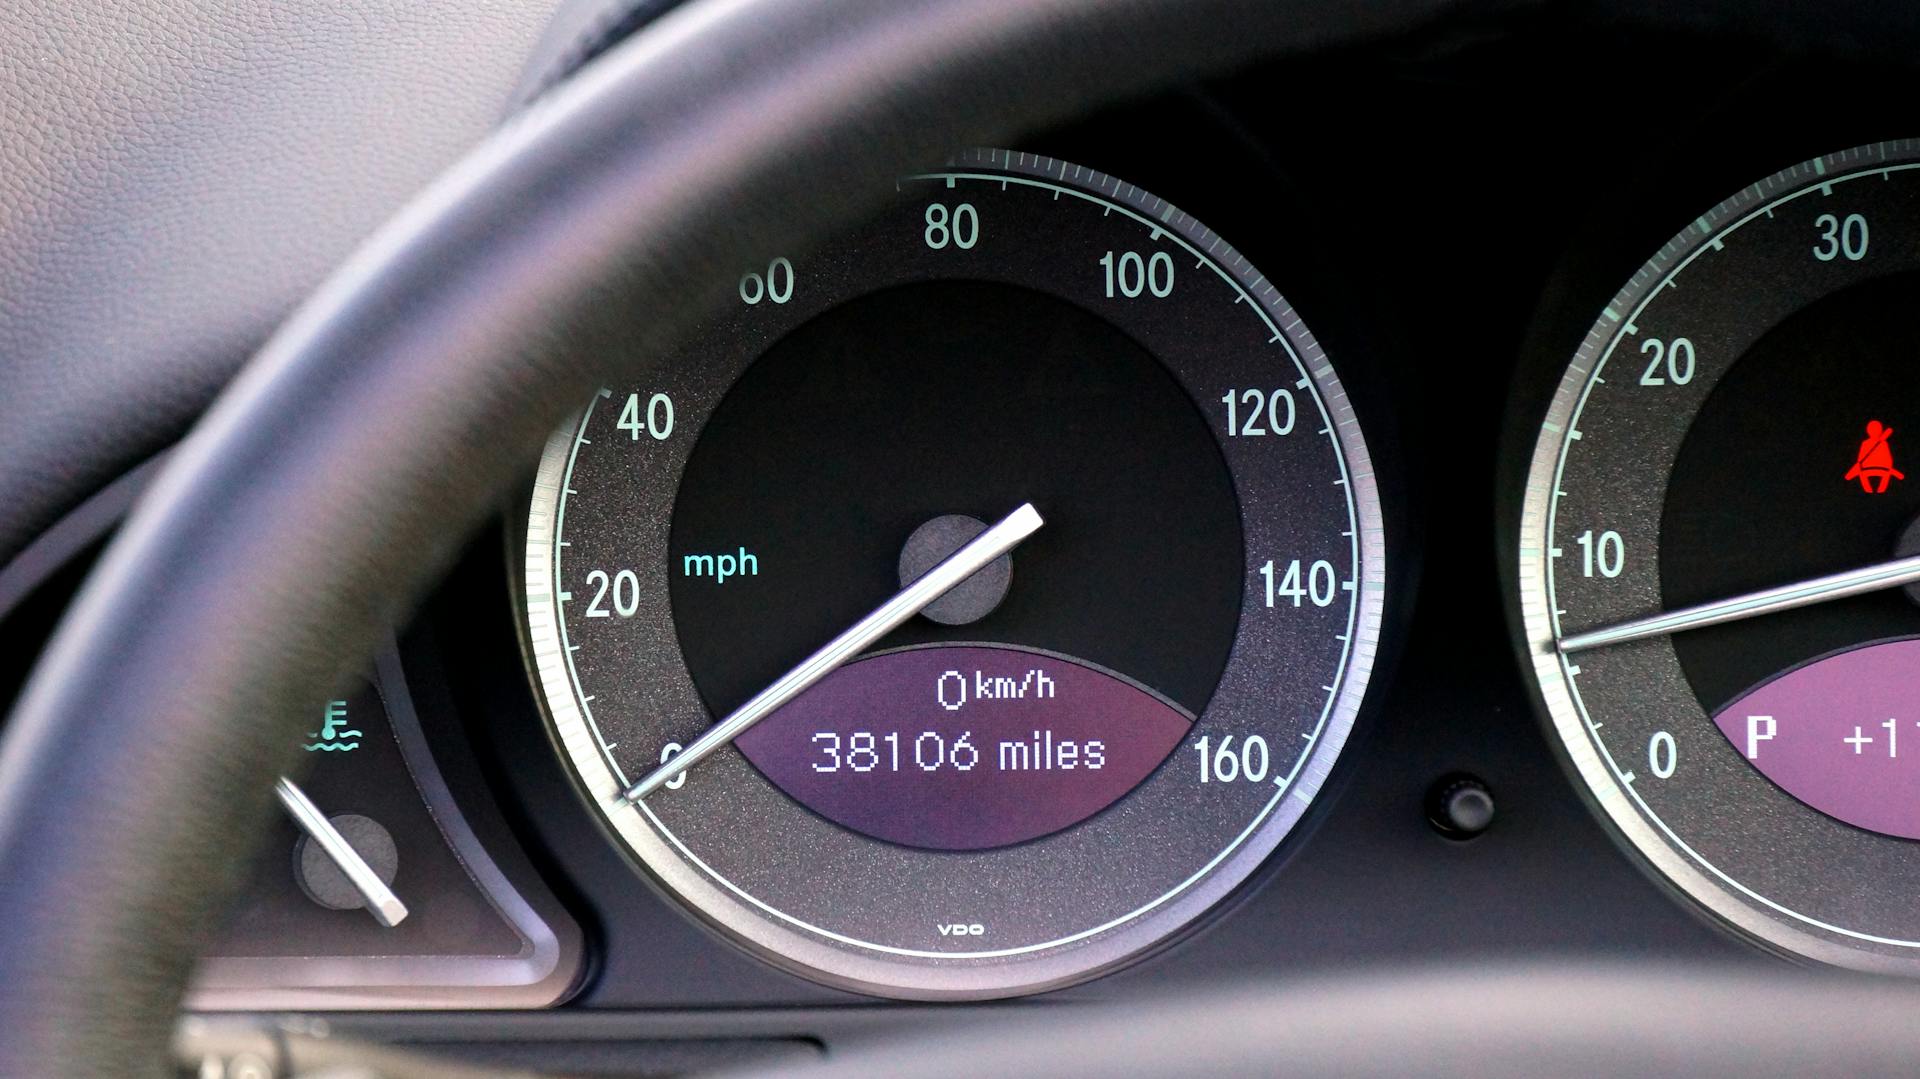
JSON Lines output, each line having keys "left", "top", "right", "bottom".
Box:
{"left": 623, "top": 502, "right": 1045, "bottom": 802}
{"left": 1556, "top": 550, "right": 1920, "bottom": 654}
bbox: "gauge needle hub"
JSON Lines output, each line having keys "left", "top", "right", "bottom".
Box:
{"left": 1556, "top": 551, "right": 1920, "bottom": 654}
{"left": 275, "top": 777, "right": 409, "bottom": 927}
{"left": 624, "top": 502, "right": 1044, "bottom": 802}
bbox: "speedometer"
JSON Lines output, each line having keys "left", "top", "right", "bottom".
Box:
{"left": 523, "top": 150, "right": 1385, "bottom": 997}
{"left": 1518, "top": 139, "right": 1920, "bottom": 974}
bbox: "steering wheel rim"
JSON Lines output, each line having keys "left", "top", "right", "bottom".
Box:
{"left": 0, "top": 0, "right": 1448, "bottom": 1070}
{"left": 8, "top": 0, "right": 1920, "bottom": 1074}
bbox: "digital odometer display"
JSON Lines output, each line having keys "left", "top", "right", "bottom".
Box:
{"left": 524, "top": 151, "right": 1385, "bottom": 998}
{"left": 734, "top": 644, "right": 1190, "bottom": 851}
{"left": 1518, "top": 139, "right": 1920, "bottom": 976}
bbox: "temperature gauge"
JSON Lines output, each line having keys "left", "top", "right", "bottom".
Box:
{"left": 192, "top": 652, "right": 580, "bottom": 1009}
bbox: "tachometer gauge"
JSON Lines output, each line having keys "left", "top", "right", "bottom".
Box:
{"left": 524, "top": 150, "right": 1385, "bottom": 998}
{"left": 1517, "top": 139, "right": 1920, "bottom": 974}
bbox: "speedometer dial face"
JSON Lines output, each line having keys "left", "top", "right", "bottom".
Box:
{"left": 523, "top": 150, "right": 1385, "bottom": 998}
{"left": 1519, "top": 139, "right": 1920, "bottom": 973}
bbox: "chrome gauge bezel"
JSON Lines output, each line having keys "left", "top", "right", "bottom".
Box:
{"left": 1518, "top": 139, "right": 1920, "bottom": 975}
{"left": 524, "top": 149, "right": 1387, "bottom": 998}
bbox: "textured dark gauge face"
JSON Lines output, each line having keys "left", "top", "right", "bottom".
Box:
{"left": 1518, "top": 139, "right": 1920, "bottom": 974}
{"left": 525, "top": 150, "right": 1385, "bottom": 998}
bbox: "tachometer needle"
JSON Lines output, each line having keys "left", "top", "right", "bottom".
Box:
{"left": 624, "top": 502, "right": 1045, "bottom": 802}
{"left": 1557, "top": 550, "right": 1920, "bottom": 654}
{"left": 275, "top": 777, "right": 409, "bottom": 927}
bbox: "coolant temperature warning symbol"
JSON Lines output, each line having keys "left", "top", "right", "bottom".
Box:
{"left": 305, "top": 699, "right": 363, "bottom": 752}
{"left": 1845, "top": 419, "right": 1904, "bottom": 494}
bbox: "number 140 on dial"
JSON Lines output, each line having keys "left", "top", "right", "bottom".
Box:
{"left": 1260, "top": 558, "right": 1342, "bottom": 608}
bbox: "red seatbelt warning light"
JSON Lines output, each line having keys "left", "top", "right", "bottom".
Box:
{"left": 1846, "top": 419, "right": 1905, "bottom": 494}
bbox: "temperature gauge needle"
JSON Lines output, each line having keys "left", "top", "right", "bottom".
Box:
{"left": 624, "top": 502, "right": 1044, "bottom": 802}
{"left": 1556, "top": 550, "right": 1920, "bottom": 654}
{"left": 275, "top": 777, "right": 409, "bottom": 927}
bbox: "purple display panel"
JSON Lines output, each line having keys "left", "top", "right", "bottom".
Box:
{"left": 1712, "top": 637, "right": 1920, "bottom": 840}
{"left": 734, "top": 645, "right": 1192, "bottom": 850}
